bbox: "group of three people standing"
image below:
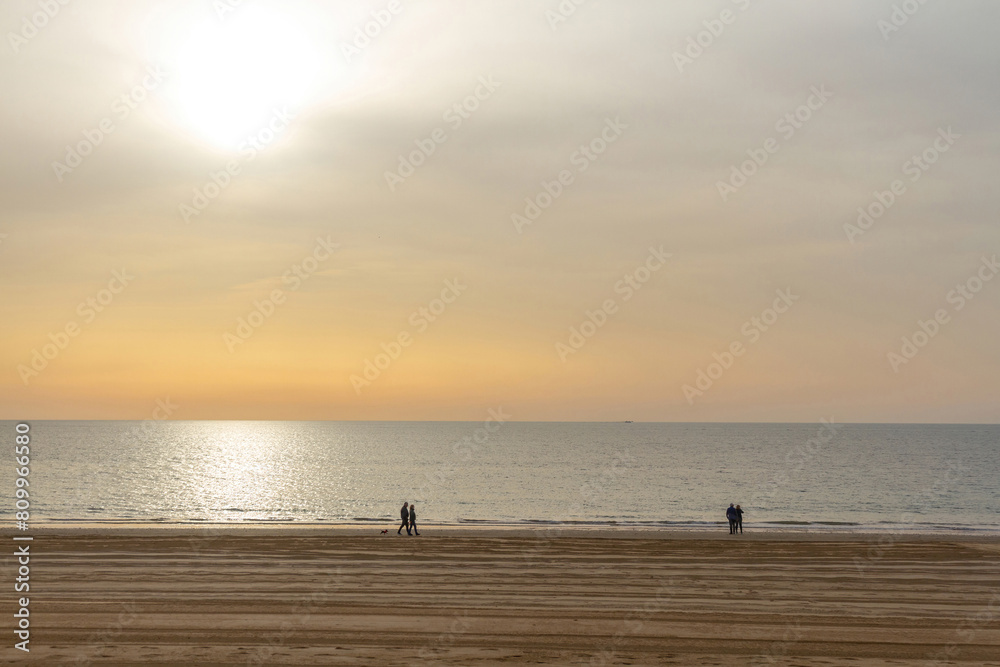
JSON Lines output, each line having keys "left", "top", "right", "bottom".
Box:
{"left": 398, "top": 501, "right": 420, "bottom": 536}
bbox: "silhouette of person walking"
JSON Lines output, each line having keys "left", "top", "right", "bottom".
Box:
{"left": 735, "top": 504, "right": 744, "bottom": 534}
{"left": 409, "top": 503, "right": 420, "bottom": 536}
{"left": 398, "top": 502, "right": 410, "bottom": 535}
{"left": 726, "top": 503, "right": 738, "bottom": 534}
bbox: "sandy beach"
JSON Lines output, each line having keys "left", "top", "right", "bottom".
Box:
{"left": 4, "top": 526, "right": 999, "bottom": 665}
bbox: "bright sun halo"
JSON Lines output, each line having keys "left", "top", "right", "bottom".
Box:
{"left": 171, "top": 7, "right": 317, "bottom": 150}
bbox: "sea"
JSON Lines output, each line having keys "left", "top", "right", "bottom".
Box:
{"left": 4, "top": 421, "right": 998, "bottom": 533}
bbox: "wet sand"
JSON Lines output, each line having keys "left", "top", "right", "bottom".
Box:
{"left": 4, "top": 527, "right": 999, "bottom": 665}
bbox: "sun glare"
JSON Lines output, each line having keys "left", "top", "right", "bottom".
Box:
{"left": 169, "top": 6, "right": 318, "bottom": 150}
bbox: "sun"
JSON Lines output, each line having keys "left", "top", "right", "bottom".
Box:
{"left": 169, "top": 6, "right": 318, "bottom": 150}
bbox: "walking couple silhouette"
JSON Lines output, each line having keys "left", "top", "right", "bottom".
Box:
{"left": 398, "top": 501, "right": 419, "bottom": 536}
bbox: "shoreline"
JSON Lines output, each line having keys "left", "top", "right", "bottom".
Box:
{"left": 9, "top": 522, "right": 1000, "bottom": 542}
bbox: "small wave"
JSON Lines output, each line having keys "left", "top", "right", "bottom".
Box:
{"left": 812, "top": 521, "right": 861, "bottom": 526}
{"left": 23, "top": 516, "right": 1000, "bottom": 535}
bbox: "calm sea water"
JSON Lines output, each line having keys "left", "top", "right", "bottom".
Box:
{"left": 4, "top": 421, "right": 998, "bottom": 532}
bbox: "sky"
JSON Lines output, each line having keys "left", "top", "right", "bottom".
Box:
{"left": 1, "top": 0, "right": 998, "bottom": 422}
